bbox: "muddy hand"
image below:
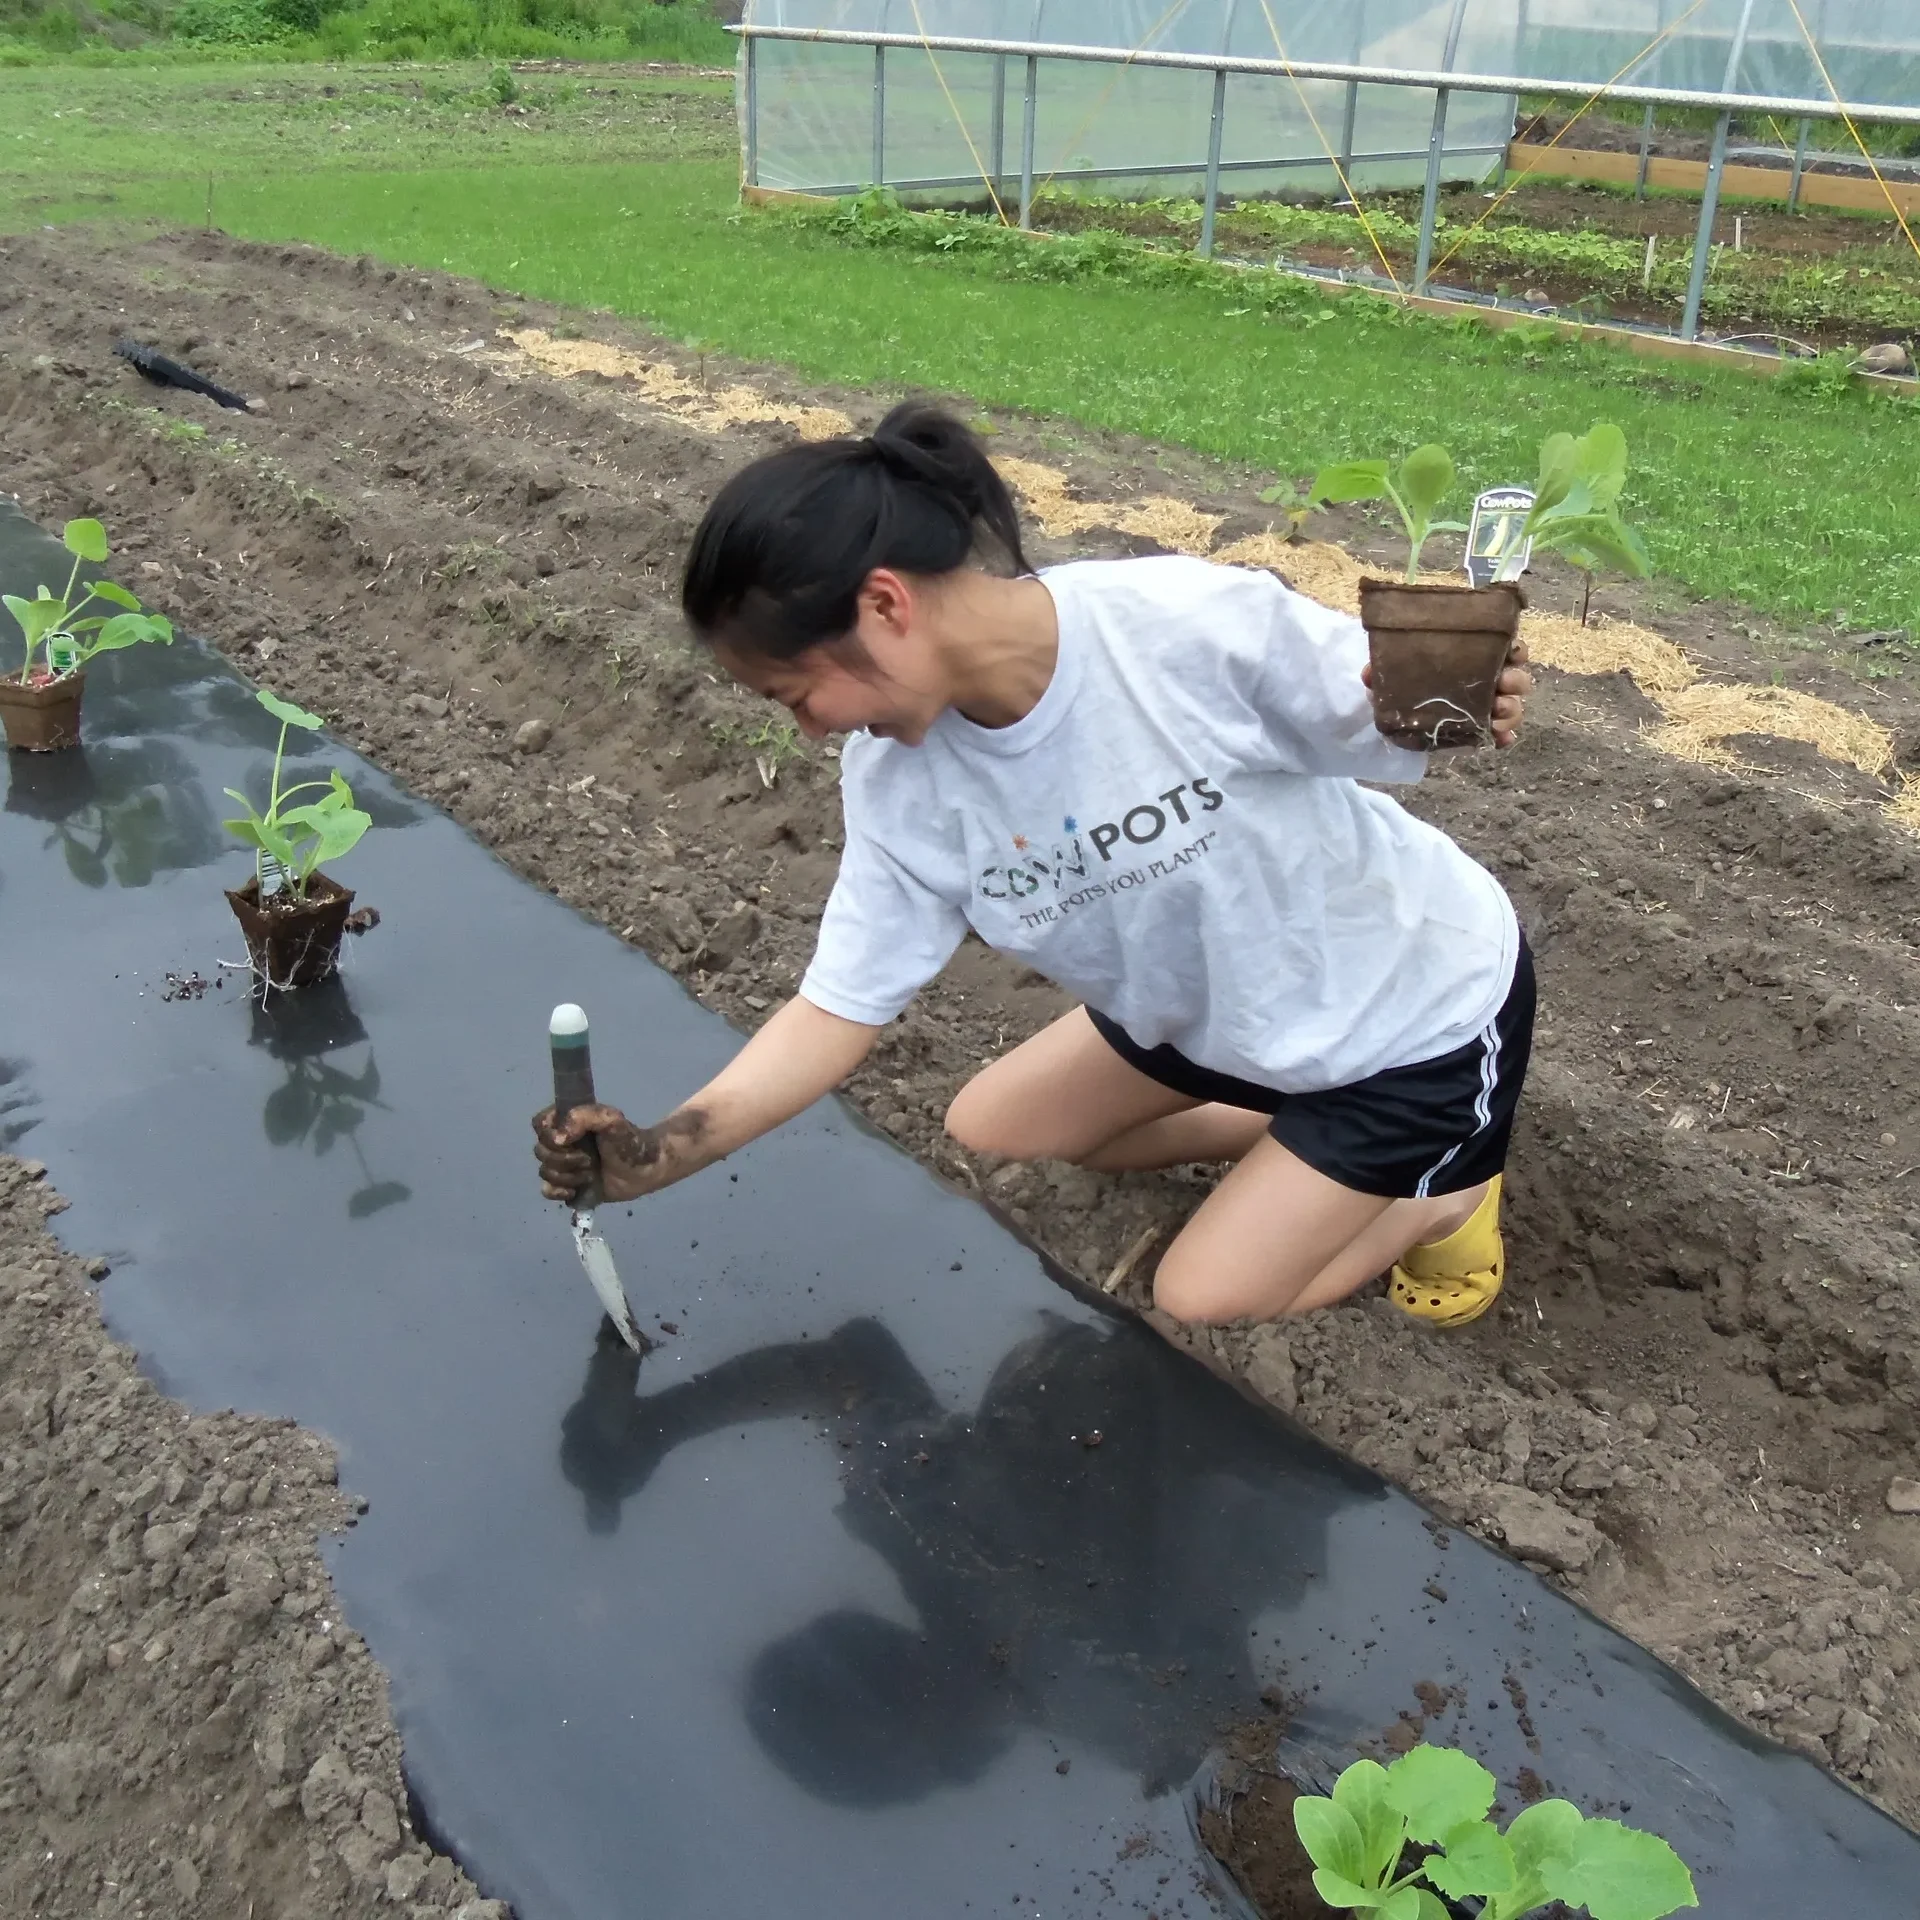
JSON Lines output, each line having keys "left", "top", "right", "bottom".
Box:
{"left": 1490, "top": 637, "right": 1532, "bottom": 750}
{"left": 534, "top": 1103, "right": 630, "bottom": 1204}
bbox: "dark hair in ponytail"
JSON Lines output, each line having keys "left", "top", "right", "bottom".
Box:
{"left": 681, "top": 401, "right": 1031, "bottom": 660}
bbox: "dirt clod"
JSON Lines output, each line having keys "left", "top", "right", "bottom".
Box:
{"left": 1482, "top": 1487, "right": 1602, "bottom": 1573}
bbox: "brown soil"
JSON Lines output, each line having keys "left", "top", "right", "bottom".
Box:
{"left": 2, "top": 224, "right": 1920, "bottom": 1900}
{"left": 1201, "top": 1769, "right": 1323, "bottom": 1920}
{"left": 0, "top": 1157, "right": 495, "bottom": 1919}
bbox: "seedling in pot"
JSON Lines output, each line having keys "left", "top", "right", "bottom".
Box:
{"left": 221, "top": 690, "right": 374, "bottom": 992}
{"left": 1495, "top": 423, "right": 1651, "bottom": 625}
{"left": 1293, "top": 1744, "right": 1696, "bottom": 1920}
{"left": 1, "top": 517, "right": 173, "bottom": 753}
{"left": 1310, "top": 445, "right": 1467, "bottom": 585}
{"left": 1312, "top": 444, "right": 1517, "bottom": 751}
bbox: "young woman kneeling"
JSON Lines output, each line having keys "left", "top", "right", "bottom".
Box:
{"left": 534, "top": 405, "right": 1534, "bottom": 1329}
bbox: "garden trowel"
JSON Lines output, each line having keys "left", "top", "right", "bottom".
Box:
{"left": 549, "top": 1004, "right": 644, "bottom": 1353}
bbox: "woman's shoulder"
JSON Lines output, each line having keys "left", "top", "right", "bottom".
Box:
{"left": 1047, "top": 552, "right": 1293, "bottom": 624}
{"left": 836, "top": 727, "right": 930, "bottom": 801}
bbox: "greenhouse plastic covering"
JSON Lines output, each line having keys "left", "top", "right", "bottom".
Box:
{"left": 738, "top": 2, "right": 1920, "bottom": 204}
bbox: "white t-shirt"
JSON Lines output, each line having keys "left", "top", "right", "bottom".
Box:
{"left": 799, "top": 555, "right": 1518, "bottom": 1093}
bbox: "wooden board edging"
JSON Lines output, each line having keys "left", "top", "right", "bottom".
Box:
{"left": 1507, "top": 140, "right": 1920, "bottom": 218}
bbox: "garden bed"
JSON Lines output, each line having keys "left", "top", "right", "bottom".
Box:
{"left": 1023, "top": 182, "right": 1920, "bottom": 351}
{"left": 2, "top": 226, "right": 1920, "bottom": 1899}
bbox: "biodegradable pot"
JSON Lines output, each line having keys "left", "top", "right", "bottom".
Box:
{"left": 224, "top": 871, "right": 356, "bottom": 991}
{"left": 1359, "top": 579, "right": 1525, "bottom": 751}
{"left": 0, "top": 669, "right": 86, "bottom": 753}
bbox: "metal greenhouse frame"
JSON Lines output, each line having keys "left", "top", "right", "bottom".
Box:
{"left": 733, "top": 3, "right": 1920, "bottom": 344}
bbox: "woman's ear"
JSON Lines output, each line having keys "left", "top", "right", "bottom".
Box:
{"left": 858, "top": 568, "right": 915, "bottom": 642}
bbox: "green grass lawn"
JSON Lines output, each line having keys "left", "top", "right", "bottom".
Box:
{"left": 3, "top": 61, "right": 1915, "bottom": 632}
{"left": 0, "top": 59, "right": 734, "bottom": 195}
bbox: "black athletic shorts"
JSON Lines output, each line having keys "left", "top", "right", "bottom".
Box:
{"left": 1087, "top": 939, "right": 1535, "bottom": 1200}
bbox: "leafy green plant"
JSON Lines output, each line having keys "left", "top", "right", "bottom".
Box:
{"left": 1310, "top": 444, "right": 1466, "bottom": 581}
{"left": 1293, "top": 1746, "right": 1697, "bottom": 1920}
{"left": 222, "top": 689, "right": 371, "bottom": 901}
{"left": 1497, "top": 423, "right": 1651, "bottom": 586}
{"left": 1775, "top": 350, "right": 1859, "bottom": 399}
{"left": 1256, "top": 477, "right": 1320, "bottom": 540}
{"left": 4, "top": 517, "right": 174, "bottom": 686}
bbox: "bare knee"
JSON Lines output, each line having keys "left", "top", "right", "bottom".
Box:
{"left": 1150, "top": 1248, "right": 1241, "bottom": 1326}
{"left": 944, "top": 1076, "right": 1049, "bottom": 1160}
{"left": 943, "top": 1079, "right": 1010, "bottom": 1157}
{"left": 1151, "top": 1242, "right": 1310, "bottom": 1326}
{"left": 945, "top": 1074, "right": 1089, "bottom": 1163}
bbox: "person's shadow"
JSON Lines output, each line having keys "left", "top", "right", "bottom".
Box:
{"left": 560, "top": 1310, "right": 1348, "bottom": 1810}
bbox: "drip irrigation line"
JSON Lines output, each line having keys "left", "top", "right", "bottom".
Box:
{"left": 113, "top": 338, "right": 251, "bottom": 412}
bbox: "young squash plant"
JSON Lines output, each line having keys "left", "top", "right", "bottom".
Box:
{"left": 1309, "top": 444, "right": 1465, "bottom": 582}
{"left": 222, "top": 689, "right": 371, "bottom": 901}
{"left": 1495, "top": 423, "right": 1651, "bottom": 594}
{"left": 4, "top": 517, "right": 173, "bottom": 684}
{"left": 1308, "top": 426, "right": 1650, "bottom": 609}
{"left": 1294, "top": 1746, "right": 1696, "bottom": 1920}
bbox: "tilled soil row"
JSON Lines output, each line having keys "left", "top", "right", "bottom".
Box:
{"left": 0, "top": 1159, "right": 497, "bottom": 1920}
{"left": 1, "top": 226, "right": 1917, "bottom": 1863}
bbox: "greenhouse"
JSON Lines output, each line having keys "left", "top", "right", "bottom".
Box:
{"left": 735, "top": 1, "right": 1920, "bottom": 338}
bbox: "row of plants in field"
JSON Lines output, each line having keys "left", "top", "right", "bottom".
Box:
{"left": 5, "top": 518, "right": 372, "bottom": 989}
{"left": 808, "top": 188, "right": 1369, "bottom": 321}
{"left": 1029, "top": 187, "right": 1920, "bottom": 341}
{"left": 803, "top": 190, "right": 1917, "bottom": 382}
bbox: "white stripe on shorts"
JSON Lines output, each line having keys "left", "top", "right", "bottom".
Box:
{"left": 1413, "top": 1015, "right": 1504, "bottom": 1200}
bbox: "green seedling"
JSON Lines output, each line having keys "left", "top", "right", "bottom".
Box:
{"left": 1293, "top": 1745, "right": 1697, "bottom": 1920}
{"left": 4, "top": 517, "right": 173, "bottom": 685}
{"left": 222, "top": 689, "right": 371, "bottom": 901}
{"left": 1309, "top": 444, "right": 1467, "bottom": 582}
{"left": 1498, "top": 423, "right": 1651, "bottom": 598}
{"left": 1256, "top": 477, "right": 1320, "bottom": 541}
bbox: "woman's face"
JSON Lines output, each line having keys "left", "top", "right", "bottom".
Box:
{"left": 712, "top": 570, "right": 951, "bottom": 747}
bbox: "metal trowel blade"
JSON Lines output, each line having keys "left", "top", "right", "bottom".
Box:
{"left": 571, "top": 1208, "right": 643, "bottom": 1352}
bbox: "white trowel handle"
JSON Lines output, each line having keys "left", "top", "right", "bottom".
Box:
{"left": 549, "top": 1003, "right": 604, "bottom": 1209}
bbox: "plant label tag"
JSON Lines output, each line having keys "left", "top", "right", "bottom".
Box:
{"left": 259, "top": 852, "right": 288, "bottom": 899}
{"left": 46, "top": 636, "right": 79, "bottom": 676}
{"left": 1466, "top": 487, "right": 1534, "bottom": 588}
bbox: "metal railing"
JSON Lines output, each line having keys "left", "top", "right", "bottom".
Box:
{"left": 732, "top": 21, "right": 1920, "bottom": 344}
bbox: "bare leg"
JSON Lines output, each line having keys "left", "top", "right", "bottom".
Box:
{"left": 947, "top": 1010, "right": 1488, "bottom": 1325}
{"left": 1080, "top": 1103, "right": 1271, "bottom": 1170}
{"left": 946, "top": 1008, "right": 1206, "bottom": 1163}
{"left": 1150, "top": 1136, "right": 1488, "bottom": 1325}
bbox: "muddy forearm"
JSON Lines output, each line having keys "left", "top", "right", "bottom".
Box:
{"left": 599, "top": 996, "right": 879, "bottom": 1200}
